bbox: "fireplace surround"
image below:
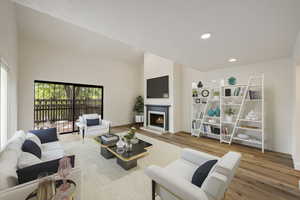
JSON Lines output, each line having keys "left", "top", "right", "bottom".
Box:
{"left": 145, "top": 105, "right": 170, "bottom": 132}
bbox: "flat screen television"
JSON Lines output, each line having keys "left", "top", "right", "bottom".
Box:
{"left": 147, "top": 75, "right": 169, "bottom": 98}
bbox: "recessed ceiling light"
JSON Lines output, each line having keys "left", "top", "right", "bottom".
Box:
{"left": 201, "top": 33, "right": 211, "bottom": 40}
{"left": 228, "top": 58, "right": 237, "bottom": 62}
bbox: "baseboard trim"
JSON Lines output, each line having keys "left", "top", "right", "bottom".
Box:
{"left": 111, "top": 124, "right": 133, "bottom": 128}
{"left": 294, "top": 162, "right": 300, "bottom": 171}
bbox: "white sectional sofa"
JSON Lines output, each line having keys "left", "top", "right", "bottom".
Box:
{"left": 0, "top": 129, "right": 81, "bottom": 199}
{"left": 145, "top": 148, "right": 241, "bottom": 200}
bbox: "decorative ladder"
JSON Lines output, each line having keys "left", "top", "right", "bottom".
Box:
{"left": 227, "top": 75, "right": 265, "bottom": 152}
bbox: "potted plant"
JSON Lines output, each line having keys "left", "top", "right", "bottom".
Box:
{"left": 192, "top": 89, "right": 198, "bottom": 97}
{"left": 224, "top": 108, "right": 235, "bottom": 122}
{"left": 212, "top": 91, "right": 220, "bottom": 101}
{"left": 123, "top": 127, "right": 137, "bottom": 151}
{"left": 133, "top": 96, "right": 144, "bottom": 123}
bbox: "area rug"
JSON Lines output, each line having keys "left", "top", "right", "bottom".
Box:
{"left": 60, "top": 132, "right": 182, "bottom": 200}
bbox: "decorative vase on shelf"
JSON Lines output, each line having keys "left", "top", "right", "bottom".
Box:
{"left": 197, "top": 81, "right": 203, "bottom": 88}
{"left": 207, "top": 109, "right": 215, "bottom": 117}
{"left": 245, "top": 110, "right": 258, "bottom": 121}
{"left": 228, "top": 77, "right": 237, "bottom": 85}
{"left": 215, "top": 107, "right": 220, "bottom": 117}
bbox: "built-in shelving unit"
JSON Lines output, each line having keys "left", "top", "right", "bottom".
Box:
{"left": 191, "top": 75, "right": 265, "bottom": 152}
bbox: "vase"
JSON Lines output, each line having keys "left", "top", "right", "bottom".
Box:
{"left": 116, "top": 137, "right": 126, "bottom": 154}
{"left": 125, "top": 141, "right": 133, "bottom": 152}
{"left": 207, "top": 109, "right": 215, "bottom": 117}
{"left": 131, "top": 138, "right": 139, "bottom": 144}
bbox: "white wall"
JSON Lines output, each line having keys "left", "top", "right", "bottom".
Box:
{"left": 181, "top": 58, "right": 294, "bottom": 154}
{"left": 18, "top": 38, "right": 142, "bottom": 131}
{"left": 293, "top": 32, "right": 300, "bottom": 169}
{"left": 0, "top": 0, "right": 18, "bottom": 139}
{"left": 143, "top": 53, "right": 182, "bottom": 133}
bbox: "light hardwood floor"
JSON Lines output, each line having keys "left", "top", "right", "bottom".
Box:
{"left": 111, "top": 125, "right": 300, "bottom": 200}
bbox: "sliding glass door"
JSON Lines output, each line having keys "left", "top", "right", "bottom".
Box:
{"left": 34, "top": 81, "right": 103, "bottom": 134}
{"left": 73, "top": 85, "right": 103, "bottom": 131}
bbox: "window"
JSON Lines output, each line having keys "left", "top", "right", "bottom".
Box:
{"left": 34, "top": 81, "right": 103, "bottom": 134}
{"left": 0, "top": 59, "right": 8, "bottom": 149}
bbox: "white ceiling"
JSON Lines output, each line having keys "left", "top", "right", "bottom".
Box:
{"left": 16, "top": 5, "right": 144, "bottom": 66}
{"left": 14, "top": 0, "right": 300, "bottom": 71}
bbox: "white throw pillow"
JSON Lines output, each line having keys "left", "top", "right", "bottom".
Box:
{"left": 26, "top": 133, "right": 42, "bottom": 148}
{"left": 4, "top": 131, "right": 26, "bottom": 158}
{"left": 0, "top": 149, "right": 19, "bottom": 190}
{"left": 17, "top": 152, "right": 42, "bottom": 169}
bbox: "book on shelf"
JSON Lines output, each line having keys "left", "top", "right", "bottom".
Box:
{"left": 248, "top": 90, "right": 261, "bottom": 100}
{"left": 233, "top": 87, "right": 241, "bottom": 96}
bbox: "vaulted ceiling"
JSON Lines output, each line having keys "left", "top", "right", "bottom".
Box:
{"left": 13, "top": 0, "right": 300, "bottom": 71}
{"left": 16, "top": 5, "right": 144, "bottom": 66}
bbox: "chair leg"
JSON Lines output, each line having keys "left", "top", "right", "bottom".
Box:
{"left": 152, "top": 180, "right": 156, "bottom": 200}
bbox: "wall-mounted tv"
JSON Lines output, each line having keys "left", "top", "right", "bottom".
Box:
{"left": 147, "top": 75, "right": 169, "bottom": 98}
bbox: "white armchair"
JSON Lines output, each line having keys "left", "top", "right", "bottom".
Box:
{"left": 78, "top": 114, "right": 110, "bottom": 139}
{"left": 145, "top": 149, "right": 241, "bottom": 200}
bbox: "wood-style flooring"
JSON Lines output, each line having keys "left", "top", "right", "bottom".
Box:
{"left": 111, "top": 126, "right": 300, "bottom": 200}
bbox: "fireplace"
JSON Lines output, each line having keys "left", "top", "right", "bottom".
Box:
{"left": 145, "top": 105, "right": 169, "bottom": 132}
{"left": 149, "top": 111, "right": 165, "bottom": 130}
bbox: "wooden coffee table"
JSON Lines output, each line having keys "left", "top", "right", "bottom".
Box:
{"left": 95, "top": 135, "right": 153, "bottom": 170}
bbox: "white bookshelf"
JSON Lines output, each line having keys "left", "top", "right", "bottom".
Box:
{"left": 191, "top": 86, "right": 221, "bottom": 140}
{"left": 191, "top": 75, "right": 265, "bottom": 152}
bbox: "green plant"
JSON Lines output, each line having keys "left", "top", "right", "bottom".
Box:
{"left": 133, "top": 96, "right": 144, "bottom": 114}
{"left": 192, "top": 89, "right": 198, "bottom": 97}
{"left": 213, "top": 91, "right": 220, "bottom": 96}
{"left": 123, "top": 127, "right": 136, "bottom": 142}
{"left": 224, "top": 108, "right": 235, "bottom": 116}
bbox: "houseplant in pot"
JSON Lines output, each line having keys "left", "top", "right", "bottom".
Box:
{"left": 123, "top": 127, "right": 138, "bottom": 151}
{"left": 133, "top": 96, "right": 144, "bottom": 123}
{"left": 224, "top": 107, "right": 235, "bottom": 122}
{"left": 212, "top": 90, "right": 220, "bottom": 101}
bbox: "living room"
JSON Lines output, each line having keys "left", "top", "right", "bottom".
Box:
{"left": 1, "top": 0, "right": 300, "bottom": 200}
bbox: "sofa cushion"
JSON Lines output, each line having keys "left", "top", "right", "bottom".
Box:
{"left": 191, "top": 159, "right": 218, "bottom": 187}
{"left": 42, "top": 141, "right": 62, "bottom": 152}
{"left": 165, "top": 159, "right": 199, "bottom": 181}
{"left": 22, "top": 140, "right": 42, "bottom": 159}
{"left": 29, "top": 128, "right": 58, "bottom": 144}
{"left": 41, "top": 148, "right": 64, "bottom": 162}
{"left": 3, "top": 130, "right": 27, "bottom": 158}
{"left": 86, "top": 118, "right": 101, "bottom": 126}
{"left": 26, "top": 133, "right": 42, "bottom": 148}
{"left": 83, "top": 114, "right": 100, "bottom": 120}
{"left": 18, "top": 152, "right": 42, "bottom": 169}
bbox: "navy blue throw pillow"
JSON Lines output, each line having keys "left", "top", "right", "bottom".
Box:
{"left": 29, "top": 128, "right": 58, "bottom": 144}
{"left": 191, "top": 160, "right": 218, "bottom": 187}
{"left": 22, "top": 140, "right": 42, "bottom": 159}
{"left": 86, "top": 118, "right": 100, "bottom": 126}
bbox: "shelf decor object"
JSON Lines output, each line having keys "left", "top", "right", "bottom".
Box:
{"left": 191, "top": 75, "right": 265, "bottom": 152}
{"left": 228, "top": 76, "right": 237, "bottom": 85}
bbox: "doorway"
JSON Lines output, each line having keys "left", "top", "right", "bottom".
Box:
{"left": 34, "top": 80, "right": 103, "bottom": 134}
